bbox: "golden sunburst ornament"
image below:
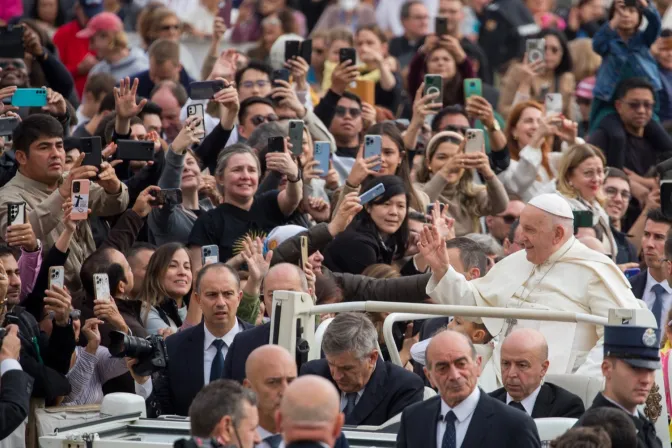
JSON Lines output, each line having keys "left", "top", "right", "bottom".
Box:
{"left": 232, "top": 229, "right": 268, "bottom": 255}
{"left": 644, "top": 382, "right": 662, "bottom": 423}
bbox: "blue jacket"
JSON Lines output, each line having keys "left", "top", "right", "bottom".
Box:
{"left": 592, "top": 3, "right": 661, "bottom": 101}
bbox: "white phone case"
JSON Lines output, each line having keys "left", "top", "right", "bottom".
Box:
{"left": 465, "top": 129, "right": 485, "bottom": 154}
{"left": 187, "top": 103, "right": 206, "bottom": 138}
{"left": 545, "top": 93, "right": 562, "bottom": 116}
{"left": 7, "top": 202, "right": 25, "bottom": 226}
{"left": 93, "top": 273, "right": 111, "bottom": 302}
{"left": 49, "top": 267, "right": 65, "bottom": 290}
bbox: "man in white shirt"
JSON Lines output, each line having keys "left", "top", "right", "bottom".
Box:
{"left": 0, "top": 324, "right": 34, "bottom": 441}
{"left": 131, "top": 263, "right": 254, "bottom": 416}
{"left": 488, "top": 329, "right": 584, "bottom": 418}
{"left": 397, "top": 329, "right": 540, "bottom": 447}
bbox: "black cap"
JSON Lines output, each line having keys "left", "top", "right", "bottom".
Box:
{"left": 604, "top": 325, "right": 661, "bottom": 370}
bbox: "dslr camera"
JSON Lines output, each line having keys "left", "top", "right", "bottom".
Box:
{"left": 108, "top": 331, "right": 169, "bottom": 377}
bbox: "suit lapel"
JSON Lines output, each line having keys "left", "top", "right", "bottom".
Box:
{"left": 462, "top": 390, "right": 494, "bottom": 447}
{"left": 347, "top": 359, "right": 387, "bottom": 425}
{"left": 531, "top": 384, "right": 553, "bottom": 419}
{"left": 186, "top": 323, "right": 206, "bottom": 395}
{"left": 631, "top": 272, "right": 647, "bottom": 300}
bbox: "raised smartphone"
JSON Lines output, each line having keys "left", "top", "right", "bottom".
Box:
{"left": 300, "top": 39, "right": 312, "bottom": 62}
{"left": 268, "top": 136, "right": 285, "bottom": 153}
{"left": 573, "top": 210, "right": 594, "bottom": 229}
{"left": 347, "top": 79, "right": 375, "bottom": 106}
{"left": 288, "top": 120, "right": 304, "bottom": 157}
{"left": 93, "top": 273, "right": 111, "bottom": 302}
{"left": 7, "top": 202, "right": 25, "bottom": 226}
{"left": 424, "top": 75, "right": 443, "bottom": 105}
{"left": 187, "top": 103, "right": 206, "bottom": 138}
{"left": 11, "top": 88, "right": 47, "bottom": 107}
{"left": 314, "top": 141, "right": 331, "bottom": 175}
{"left": 0, "top": 117, "right": 20, "bottom": 136}
{"left": 272, "top": 69, "right": 290, "bottom": 88}
{"left": 80, "top": 136, "right": 102, "bottom": 168}
{"left": 465, "top": 129, "right": 485, "bottom": 154}
{"left": 202, "top": 245, "right": 219, "bottom": 265}
{"left": 435, "top": 17, "right": 448, "bottom": 36}
{"left": 359, "top": 183, "right": 385, "bottom": 206}
{"left": 189, "top": 80, "right": 226, "bottom": 100}
{"left": 526, "top": 38, "right": 546, "bottom": 64}
{"left": 544, "top": 93, "right": 562, "bottom": 116}
{"left": 149, "top": 188, "right": 183, "bottom": 206}
{"left": 299, "top": 236, "right": 309, "bottom": 270}
{"left": 0, "top": 26, "right": 25, "bottom": 59}
{"left": 116, "top": 140, "right": 155, "bottom": 161}
{"left": 463, "top": 78, "right": 482, "bottom": 99}
{"left": 217, "top": 0, "right": 233, "bottom": 27}
{"left": 364, "top": 135, "right": 382, "bottom": 171}
{"left": 71, "top": 180, "right": 90, "bottom": 221}
{"left": 624, "top": 267, "right": 641, "bottom": 279}
{"left": 285, "top": 40, "right": 301, "bottom": 61}
{"left": 339, "top": 47, "right": 357, "bottom": 66}
{"left": 426, "top": 203, "right": 446, "bottom": 215}
{"left": 49, "top": 266, "right": 65, "bottom": 290}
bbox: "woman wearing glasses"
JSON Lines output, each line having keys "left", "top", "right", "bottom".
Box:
{"left": 498, "top": 29, "right": 576, "bottom": 120}
{"left": 413, "top": 131, "right": 509, "bottom": 237}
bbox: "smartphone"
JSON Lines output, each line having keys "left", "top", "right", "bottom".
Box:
{"left": 189, "top": 80, "right": 226, "bottom": 100}
{"left": 49, "top": 266, "right": 65, "bottom": 290}
{"left": 268, "top": 136, "right": 285, "bottom": 154}
{"left": 465, "top": 129, "right": 485, "bottom": 154}
{"left": 93, "top": 273, "right": 111, "bottom": 302}
{"left": 364, "top": 135, "right": 382, "bottom": 172}
{"left": 149, "top": 188, "right": 183, "bottom": 206}
{"left": 71, "top": 180, "right": 90, "bottom": 221}
{"left": 526, "top": 39, "right": 546, "bottom": 64}
{"left": 0, "top": 26, "right": 24, "bottom": 59}
{"left": 116, "top": 139, "right": 155, "bottom": 161}
{"left": 187, "top": 104, "right": 206, "bottom": 138}
{"left": 544, "top": 93, "right": 562, "bottom": 116}
{"left": 288, "top": 120, "right": 304, "bottom": 157}
{"left": 272, "top": 69, "right": 290, "bottom": 88}
{"left": 424, "top": 75, "right": 443, "bottom": 105}
{"left": 426, "top": 203, "right": 446, "bottom": 215}
{"left": 347, "top": 79, "right": 375, "bottom": 106}
{"left": 463, "top": 78, "right": 482, "bottom": 99}
{"left": 314, "top": 141, "right": 331, "bottom": 176}
{"left": 285, "top": 40, "right": 301, "bottom": 61}
{"left": 80, "top": 136, "right": 102, "bottom": 168}
{"left": 217, "top": 0, "right": 233, "bottom": 27}
{"left": 299, "top": 236, "right": 309, "bottom": 270}
{"left": 7, "top": 202, "right": 25, "bottom": 226}
{"left": 359, "top": 183, "right": 385, "bottom": 206}
{"left": 435, "top": 17, "right": 448, "bottom": 36}
{"left": 661, "top": 180, "right": 672, "bottom": 220}
{"left": 573, "top": 210, "right": 594, "bottom": 229}
{"left": 0, "top": 117, "right": 20, "bottom": 136}
{"left": 202, "top": 245, "right": 219, "bottom": 266}
{"left": 300, "top": 39, "right": 312, "bottom": 63}
{"left": 11, "top": 88, "right": 47, "bottom": 107}
{"left": 624, "top": 267, "right": 641, "bottom": 279}
{"left": 623, "top": 0, "right": 637, "bottom": 6}
{"left": 339, "top": 47, "right": 357, "bottom": 66}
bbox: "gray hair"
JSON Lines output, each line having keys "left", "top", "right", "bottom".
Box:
{"left": 446, "top": 237, "right": 488, "bottom": 276}
{"left": 552, "top": 215, "right": 574, "bottom": 236}
{"left": 215, "top": 143, "right": 260, "bottom": 178}
{"left": 322, "top": 312, "right": 377, "bottom": 359}
{"left": 246, "top": 121, "right": 289, "bottom": 152}
{"left": 465, "top": 233, "right": 504, "bottom": 258}
{"left": 189, "top": 379, "right": 257, "bottom": 437}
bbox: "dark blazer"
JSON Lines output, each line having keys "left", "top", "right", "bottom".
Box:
{"left": 419, "top": 317, "right": 450, "bottom": 341}
{"left": 629, "top": 271, "right": 647, "bottom": 300}
{"left": 0, "top": 369, "right": 34, "bottom": 440}
{"left": 397, "top": 390, "right": 541, "bottom": 448}
{"left": 489, "top": 382, "right": 585, "bottom": 418}
{"left": 286, "top": 442, "right": 328, "bottom": 448}
{"left": 578, "top": 392, "right": 662, "bottom": 448}
{"left": 300, "top": 358, "right": 424, "bottom": 426}
{"left": 147, "top": 319, "right": 253, "bottom": 416}
{"left": 223, "top": 322, "right": 270, "bottom": 383}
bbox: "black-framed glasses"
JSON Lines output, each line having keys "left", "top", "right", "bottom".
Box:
{"left": 499, "top": 214, "right": 518, "bottom": 224}
{"left": 334, "top": 106, "right": 362, "bottom": 118}
{"left": 250, "top": 114, "right": 279, "bottom": 126}
{"left": 0, "top": 60, "right": 26, "bottom": 70}
{"left": 625, "top": 101, "right": 654, "bottom": 111}
{"left": 604, "top": 186, "right": 631, "bottom": 201}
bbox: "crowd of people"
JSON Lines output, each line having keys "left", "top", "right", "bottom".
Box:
{"left": 2, "top": 0, "right": 672, "bottom": 447}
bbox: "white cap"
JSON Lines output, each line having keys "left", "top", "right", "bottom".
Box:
{"left": 528, "top": 194, "right": 574, "bottom": 219}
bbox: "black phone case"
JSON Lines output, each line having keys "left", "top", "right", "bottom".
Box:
{"left": 80, "top": 136, "right": 102, "bottom": 168}
{"left": 0, "top": 26, "right": 24, "bottom": 59}
{"left": 268, "top": 136, "right": 285, "bottom": 153}
{"left": 435, "top": 17, "right": 448, "bottom": 36}
{"left": 300, "top": 39, "right": 312, "bottom": 62}
{"left": 189, "top": 80, "right": 226, "bottom": 100}
{"left": 339, "top": 48, "right": 356, "bottom": 65}
{"left": 285, "top": 40, "right": 301, "bottom": 61}
{"left": 0, "top": 117, "right": 19, "bottom": 136}
{"left": 272, "top": 69, "right": 290, "bottom": 87}
{"left": 116, "top": 140, "right": 155, "bottom": 161}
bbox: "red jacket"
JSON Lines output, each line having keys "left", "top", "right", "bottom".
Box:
{"left": 53, "top": 20, "right": 94, "bottom": 99}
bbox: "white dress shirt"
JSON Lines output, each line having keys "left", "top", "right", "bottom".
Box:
{"left": 436, "top": 387, "right": 481, "bottom": 448}
{"left": 0, "top": 359, "right": 22, "bottom": 376}
{"left": 255, "top": 425, "right": 275, "bottom": 448}
{"left": 642, "top": 271, "right": 672, "bottom": 326}
{"left": 505, "top": 384, "right": 542, "bottom": 415}
{"left": 339, "top": 388, "right": 365, "bottom": 412}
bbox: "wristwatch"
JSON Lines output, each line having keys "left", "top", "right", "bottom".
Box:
{"left": 487, "top": 120, "right": 501, "bottom": 133}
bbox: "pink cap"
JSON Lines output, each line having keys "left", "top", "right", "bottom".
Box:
{"left": 76, "top": 12, "right": 123, "bottom": 39}
{"left": 576, "top": 77, "right": 596, "bottom": 100}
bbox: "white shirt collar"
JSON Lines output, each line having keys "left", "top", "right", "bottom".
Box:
{"left": 506, "top": 384, "right": 542, "bottom": 415}
{"left": 538, "top": 236, "right": 575, "bottom": 268}
{"left": 203, "top": 319, "right": 240, "bottom": 351}
{"left": 256, "top": 425, "right": 274, "bottom": 440}
{"left": 645, "top": 270, "right": 672, "bottom": 294}
{"left": 440, "top": 387, "right": 481, "bottom": 423}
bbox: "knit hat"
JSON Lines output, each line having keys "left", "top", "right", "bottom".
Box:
{"left": 575, "top": 77, "right": 595, "bottom": 100}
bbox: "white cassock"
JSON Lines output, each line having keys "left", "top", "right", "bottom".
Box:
{"left": 426, "top": 236, "right": 645, "bottom": 377}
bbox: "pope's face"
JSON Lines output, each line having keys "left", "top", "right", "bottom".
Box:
{"left": 518, "top": 206, "right": 562, "bottom": 265}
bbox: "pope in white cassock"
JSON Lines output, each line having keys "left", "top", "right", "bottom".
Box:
{"left": 418, "top": 193, "right": 645, "bottom": 378}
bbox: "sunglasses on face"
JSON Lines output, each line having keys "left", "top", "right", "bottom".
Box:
{"left": 240, "top": 80, "right": 270, "bottom": 89}
{"left": 625, "top": 101, "right": 654, "bottom": 111}
{"left": 334, "top": 106, "right": 362, "bottom": 118}
{"left": 250, "top": 114, "right": 279, "bottom": 126}
{"left": 0, "top": 60, "right": 26, "bottom": 70}
{"left": 499, "top": 214, "right": 517, "bottom": 224}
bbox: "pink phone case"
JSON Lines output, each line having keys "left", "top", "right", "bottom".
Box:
{"left": 71, "top": 180, "right": 90, "bottom": 221}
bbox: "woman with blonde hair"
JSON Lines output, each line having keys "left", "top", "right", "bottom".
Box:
{"left": 414, "top": 131, "right": 508, "bottom": 236}
{"left": 556, "top": 143, "right": 618, "bottom": 259}
{"left": 569, "top": 38, "right": 602, "bottom": 82}
{"left": 82, "top": 12, "right": 149, "bottom": 80}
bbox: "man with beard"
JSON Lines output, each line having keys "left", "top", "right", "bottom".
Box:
{"left": 0, "top": 246, "right": 30, "bottom": 310}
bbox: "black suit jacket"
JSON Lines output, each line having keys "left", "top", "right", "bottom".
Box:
{"left": 578, "top": 392, "right": 662, "bottom": 448}
{"left": 629, "top": 271, "right": 647, "bottom": 300}
{"left": 397, "top": 390, "right": 541, "bottom": 448}
{"left": 223, "top": 322, "right": 270, "bottom": 383}
{"left": 147, "top": 319, "right": 253, "bottom": 416}
{"left": 0, "top": 369, "right": 34, "bottom": 440}
{"left": 300, "top": 358, "right": 424, "bottom": 426}
{"left": 489, "top": 382, "right": 585, "bottom": 418}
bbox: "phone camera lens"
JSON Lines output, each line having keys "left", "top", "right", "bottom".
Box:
{"left": 73, "top": 183, "right": 80, "bottom": 193}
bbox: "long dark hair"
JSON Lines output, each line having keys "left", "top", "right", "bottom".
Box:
{"left": 352, "top": 175, "right": 410, "bottom": 259}
{"left": 537, "top": 29, "right": 573, "bottom": 76}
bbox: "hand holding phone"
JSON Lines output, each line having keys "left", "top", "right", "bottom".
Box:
{"left": 49, "top": 266, "right": 65, "bottom": 290}
{"left": 359, "top": 183, "right": 385, "bottom": 206}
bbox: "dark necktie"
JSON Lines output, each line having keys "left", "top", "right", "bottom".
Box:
{"left": 264, "top": 434, "right": 282, "bottom": 448}
{"left": 509, "top": 401, "right": 527, "bottom": 413}
{"left": 209, "top": 339, "right": 226, "bottom": 383}
{"left": 651, "top": 284, "right": 666, "bottom": 328}
{"left": 344, "top": 392, "right": 358, "bottom": 417}
{"left": 441, "top": 410, "right": 457, "bottom": 448}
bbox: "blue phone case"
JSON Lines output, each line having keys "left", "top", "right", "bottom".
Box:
{"left": 364, "top": 135, "right": 382, "bottom": 171}
{"left": 314, "top": 142, "right": 331, "bottom": 175}
{"left": 359, "top": 183, "right": 385, "bottom": 206}
{"left": 11, "top": 88, "right": 47, "bottom": 107}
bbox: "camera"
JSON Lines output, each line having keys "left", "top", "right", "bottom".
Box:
{"left": 526, "top": 39, "right": 545, "bottom": 64}
{"left": 72, "top": 182, "right": 80, "bottom": 193}
{"left": 109, "top": 331, "right": 169, "bottom": 377}
{"left": 203, "top": 247, "right": 213, "bottom": 257}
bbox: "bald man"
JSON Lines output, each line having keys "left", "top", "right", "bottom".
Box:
{"left": 276, "top": 375, "right": 345, "bottom": 448}
{"left": 489, "top": 329, "right": 585, "bottom": 419}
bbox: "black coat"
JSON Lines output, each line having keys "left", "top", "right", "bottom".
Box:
{"left": 223, "top": 322, "right": 270, "bottom": 383}
{"left": 0, "top": 369, "right": 33, "bottom": 440}
{"left": 629, "top": 271, "right": 647, "bottom": 300}
{"left": 147, "top": 319, "right": 254, "bottom": 416}
{"left": 397, "top": 390, "right": 541, "bottom": 448}
{"left": 489, "top": 382, "right": 585, "bottom": 418}
{"left": 300, "top": 358, "right": 424, "bottom": 426}
{"left": 578, "top": 392, "right": 662, "bottom": 448}
{"left": 322, "top": 225, "right": 397, "bottom": 275}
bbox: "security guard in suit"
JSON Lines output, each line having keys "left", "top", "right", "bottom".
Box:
{"left": 578, "top": 325, "right": 662, "bottom": 448}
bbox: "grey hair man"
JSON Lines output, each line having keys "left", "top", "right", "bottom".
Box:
{"left": 465, "top": 233, "right": 503, "bottom": 271}
{"left": 299, "top": 312, "right": 424, "bottom": 426}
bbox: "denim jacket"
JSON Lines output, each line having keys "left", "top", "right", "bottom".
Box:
{"left": 592, "top": 2, "right": 661, "bottom": 101}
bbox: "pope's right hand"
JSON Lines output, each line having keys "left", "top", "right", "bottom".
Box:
{"left": 418, "top": 225, "right": 451, "bottom": 280}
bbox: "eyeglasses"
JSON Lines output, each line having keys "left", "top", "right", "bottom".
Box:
{"left": 604, "top": 186, "right": 631, "bottom": 201}
{"left": 625, "top": 101, "right": 654, "bottom": 111}
{"left": 0, "top": 60, "right": 26, "bottom": 70}
{"left": 498, "top": 214, "right": 518, "bottom": 224}
{"left": 580, "top": 169, "right": 604, "bottom": 179}
{"left": 160, "top": 24, "right": 181, "bottom": 31}
{"left": 334, "top": 106, "right": 362, "bottom": 118}
{"left": 240, "top": 80, "right": 270, "bottom": 89}
{"left": 441, "top": 125, "right": 468, "bottom": 135}
{"left": 250, "top": 114, "right": 279, "bottom": 126}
